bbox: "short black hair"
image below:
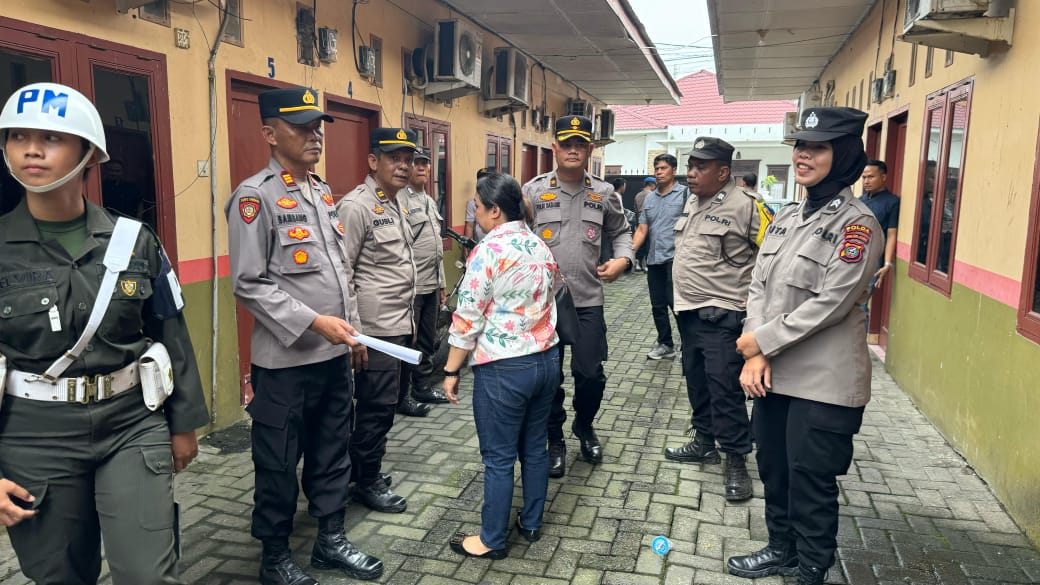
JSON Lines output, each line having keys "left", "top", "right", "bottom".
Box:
{"left": 865, "top": 160, "right": 888, "bottom": 174}
{"left": 476, "top": 168, "right": 490, "bottom": 180}
{"left": 653, "top": 153, "right": 677, "bottom": 169}
{"left": 476, "top": 173, "right": 525, "bottom": 223}
{"left": 611, "top": 178, "right": 627, "bottom": 190}
{"left": 742, "top": 173, "right": 758, "bottom": 188}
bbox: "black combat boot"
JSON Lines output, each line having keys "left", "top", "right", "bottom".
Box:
{"left": 311, "top": 513, "right": 384, "bottom": 581}
{"left": 571, "top": 421, "right": 603, "bottom": 463}
{"left": 724, "top": 454, "right": 753, "bottom": 501}
{"left": 396, "top": 393, "right": 432, "bottom": 417}
{"left": 664, "top": 432, "right": 721, "bottom": 464}
{"left": 412, "top": 385, "right": 449, "bottom": 404}
{"left": 798, "top": 564, "right": 827, "bottom": 585}
{"left": 548, "top": 442, "right": 566, "bottom": 478}
{"left": 726, "top": 539, "right": 798, "bottom": 579}
{"left": 355, "top": 478, "right": 408, "bottom": 513}
{"left": 260, "top": 541, "right": 317, "bottom": 585}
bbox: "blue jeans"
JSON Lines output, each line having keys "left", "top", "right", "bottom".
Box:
{"left": 471, "top": 346, "right": 560, "bottom": 550}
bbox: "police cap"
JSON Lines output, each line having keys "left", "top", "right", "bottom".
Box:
{"left": 413, "top": 146, "right": 431, "bottom": 162}
{"left": 370, "top": 127, "right": 418, "bottom": 153}
{"left": 786, "top": 107, "right": 868, "bottom": 142}
{"left": 644, "top": 176, "right": 656, "bottom": 184}
{"left": 555, "top": 115, "right": 593, "bottom": 143}
{"left": 685, "top": 136, "right": 735, "bottom": 164}
{"left": 258, "top": 88, "right": 333, "bottom": 124}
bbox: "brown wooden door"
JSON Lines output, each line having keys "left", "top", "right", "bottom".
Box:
{"left": 540, "top": 147, "right": 553, "bottom": 174}
{"left": 521, "top": 143, "right": 537, "bottom": 184}
{"left": 874, "top": 113, "right": 909, "bottom": 350}
{"left": 323, "top": 96, "right": 377, "bottom": 198}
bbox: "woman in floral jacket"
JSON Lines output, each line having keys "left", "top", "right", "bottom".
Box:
{"left": 442, "top": 173, "right": 560, "bottom": 559}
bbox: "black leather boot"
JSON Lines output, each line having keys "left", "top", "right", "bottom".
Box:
{"left": 311, "top": 514, "right": 384, "bottom": 581}
{"left": 355, "top": 479, "right": 408, "bottom": 513}
{"left": 412, "top": 385, "right": 449, "bottom": 404}
{"left": 724, "top": 454, "right": 753, "bottom": 501}
{"left": 548, "top": 442, "right": 566, "bottom": 478}
{"left": 571, "top": 421, "right": 603, "bottom": 463}
{"left": 664, "top": 432, "right": 721, "bottom": 464}
{"left": 798, "top": 564, "right": 827, "bottom": 585}
{"left": 260, "top": 541, "right": 317, "bottom": 585}
{"left": 726, "top": 540, "right": 798, "bottom": 579}
{"left": 396, "top": 394, "right": 432, "bottom": 417}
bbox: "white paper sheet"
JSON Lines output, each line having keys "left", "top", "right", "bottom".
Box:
{"left": 353, "top": 334, "right": 422, "bottom": 365}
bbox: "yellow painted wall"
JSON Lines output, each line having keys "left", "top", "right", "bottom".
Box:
{"left": 818, "top": 0, "right": 1040, "bottom": 279}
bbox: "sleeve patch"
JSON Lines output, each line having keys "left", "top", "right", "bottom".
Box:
{"left": 843, "top": 224, "right": 872, "bottom": 244}
{"left": 239, "top": 196, "right": 261, "bottom": 224}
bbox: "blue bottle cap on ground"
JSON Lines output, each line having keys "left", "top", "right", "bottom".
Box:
{"left": 651, "top": 535, "right": 670, "bottom": 555}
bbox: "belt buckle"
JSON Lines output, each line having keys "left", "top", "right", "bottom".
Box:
{"left": 80, "top": 375, "right": 99, "bottom": 404}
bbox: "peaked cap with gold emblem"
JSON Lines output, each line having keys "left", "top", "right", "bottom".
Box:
{"left": 258, "top": 87, "right": 334, "bottom": 124}
{"left": 555, "top": 115, "right": 593, "bottom": 143}
{"left": 370, "top": 127, "right": 418, "bottom": 153}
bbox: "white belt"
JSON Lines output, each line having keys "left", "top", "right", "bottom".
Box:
{"left": 5, "top": 362, "right": 140, "bottom": 404}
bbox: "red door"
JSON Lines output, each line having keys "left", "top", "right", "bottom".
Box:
{"left": 323, "top": 96, "right": 377, "bottom": 198}
{"left": 874, "top": 113, "right": 909, "bottom": 350}
{"left": 521, "top": 143, "right": 538, "bottom": 184}
{"left": 539, "top": 147, "right": 553, "bottom": 174}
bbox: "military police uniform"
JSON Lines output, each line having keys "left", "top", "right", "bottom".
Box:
{"left": 522, "top": 115, "right": 634, "bottom": 474}
{"left": 727, "top": 108, "right": 881, "bottom": 584}
{"left": 0, "top": 83, "right": 208, "bottom": 585}
{"left": 226, "top": 88, "right": 382, "bottom": 584}
{"left": 666, "top": 137, "right": 760, "bottom": 502}
{"left": 396, "top": 148, "right": 448, "bottom": 410}
{"left": 335, "top": 128, "right": 418, "bottom": 513}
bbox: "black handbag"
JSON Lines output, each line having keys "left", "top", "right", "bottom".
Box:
{"left": 554, "top": 281, "right": 579, "bottom": 346}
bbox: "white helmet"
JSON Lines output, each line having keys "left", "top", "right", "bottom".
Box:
{"left": 0, "top": 82, "right": 109, "bottom": 193}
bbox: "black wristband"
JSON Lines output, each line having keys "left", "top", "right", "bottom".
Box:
{"left": 443, "top": 369, "right": 461, "bottom": 378}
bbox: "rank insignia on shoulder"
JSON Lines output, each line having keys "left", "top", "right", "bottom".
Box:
{"left": 828, "top": 198, "right": 843, "bottom": 210}
{"left": 321, "top": 193, "right": 334, "bottom": 206}
{"left": 276, "top": 197, "right": 298, "bottom": 209}
{"left": 239, "top": 196, "right": 261, "bottom": 224}
{"left": 541, "top": 228, "right": 553, "bottom": 239}
{"left": 540, "top": 193, "right": 557, "bottom": 201}
{"left": 375, "top": 188, "right": 387, "bottom": 199}
{"left": 549, "top": 177, "right": 558, "bottom": 187}
{"left": 292, "top": 249, "right": 309, "bottom": 264}
{"left": 119, "top": 279, "right": 138, "bottom": 296}
{"left": 587, "top": 193, "right": 602, "bottom": 202}
{"left": 373, "top": 204, "right": 385, "bottom": 214}
{"left": 584, "top": 177, "right": 592, "bottom": 187}
{"left": 280, "top": 171, "right": 297, "bottom": 187}
{"left": 287, "top": 226, "right": 310, "bottom": 240}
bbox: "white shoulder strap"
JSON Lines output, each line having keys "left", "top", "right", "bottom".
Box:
{"left": 42, "top": 217, "right": 143, "bottom": 381}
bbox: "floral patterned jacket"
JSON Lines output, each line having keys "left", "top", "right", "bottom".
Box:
{"left": 448, "top": 220, "right": 559, "bottom": 364}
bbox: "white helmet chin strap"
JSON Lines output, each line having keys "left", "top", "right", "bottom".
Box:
{"left": 3, "top": 144, "right": 96, "bottom": 194}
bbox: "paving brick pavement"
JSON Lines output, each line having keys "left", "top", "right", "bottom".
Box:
{"left": 2, "top": 272, "right": 1038, "bottom": 584}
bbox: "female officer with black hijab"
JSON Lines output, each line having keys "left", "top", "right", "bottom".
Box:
{"left": 725, "top": 107, "right": 882, "bottom": 585}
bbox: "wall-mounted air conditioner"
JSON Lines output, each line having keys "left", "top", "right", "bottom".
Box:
{"left": 426, "top": 19, "right": 481, "bottom": 99}
{"left": 596, "top": 110, "right": 615, "bottom": 141}
{"left": 901, "top": 0, "right": 1014, "bottom": 56}
{"left": 491, "top": 48, "right": 528, "bottom": 104}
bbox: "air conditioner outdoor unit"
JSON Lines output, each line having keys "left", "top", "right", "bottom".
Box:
{"left": 318, "top": 28, "right": 338, "bottom": 64}
{"left": 783, "top": 111, "right": 799, "bottom": 138}
{"left": 429, "top": 19, "right": 482, "bottom": 96}
{"left": 597, "top": 110, "right": 615, "bottom": 141}
{"left": 902, "top": 0, "right": 1013, "bottom": 56}
{"left": 491, "top": 47, "right": 528, "bottom": 104}
{"left": 565, "top": 99, "right": 592, "bottom": 118}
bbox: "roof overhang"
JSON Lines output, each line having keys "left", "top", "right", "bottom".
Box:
{"left": 441, "top": 0, "right": 681, "bottom": 105}
{"left": 708, "top": 0, "right": 874, "bottom": 101}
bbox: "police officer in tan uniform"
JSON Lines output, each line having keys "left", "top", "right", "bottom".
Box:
{"left": 522, "top": 115, "right": 633, "bottom": 478}
{"left": 226, "top": 87, "right": 382, "bottom": 585}
{"left": 336, "top": 128, "right": 418, "bottom": 513}
{"left": 396, "top": 147, "right": 448, "bottom": 414}
{"left": 727, "top": 108, "right": 881, "bottom": 585}
{"left": 665, "top": 137, "right": 759, "bottom": 502}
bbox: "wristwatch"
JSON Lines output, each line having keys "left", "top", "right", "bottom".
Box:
{"left": 622, "top": 257, "right": 633, "bottom": 270}
{"left": 443, "top": 369, "right": 460, "bottom": 378}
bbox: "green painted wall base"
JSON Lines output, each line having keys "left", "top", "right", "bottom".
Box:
{"left": 886, "top": 261, "right": 1040, "bottom": 545}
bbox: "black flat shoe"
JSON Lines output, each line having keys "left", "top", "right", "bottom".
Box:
{"left": 515, "top": 518, "right": 541, "bottom": 543}
{"left": 449, "top": 532, "right": 508, "bottom": 559}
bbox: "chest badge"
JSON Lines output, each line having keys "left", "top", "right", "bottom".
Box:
{"left": 119, "top": 280, "right": 138, "bottom": 297}
{"left": 587, "top": 193, "right": 603, "bottom": 202}
{"left": 336, "top": 221, "right": 345, "bottom": 234}
{"left": 373, "top": 204, "right": 385, "bottom": 215}
{"left": 280, "top": 171, "right": 297, "bottom": 188}
{"left": 321, "top": 192, "right": 334, "bottom": 206}
{"left": 540, "top": 193, "right": 557, "bottom": 201}
{"left": 239, "top": 196, "right": 260, "bottom": 224}
{"left": 541, "top": 228, "right": 553, "bottom": 240}
{"left": 586, "top": 226, "right": 599, "bottom": 240}
{"left": 276, "top": 197, "right": 299, "bottom": 209}
{"left": 292, "top": 249, "right": 309, "bottom": 265}
{"left": 287, "top": 226, "right": 310, "bottom": 240}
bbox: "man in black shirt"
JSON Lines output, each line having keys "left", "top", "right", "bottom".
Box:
{"left": 859, "top": 160, "right": 900, "bottom": 328}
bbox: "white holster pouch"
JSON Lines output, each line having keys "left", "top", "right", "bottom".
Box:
{"left": 139, "top": 342, "right": 174, "bottom": 411}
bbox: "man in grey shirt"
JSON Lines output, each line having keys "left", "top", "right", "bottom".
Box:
{"left": 632, "top": 154, "right": 687, "bottom": 360}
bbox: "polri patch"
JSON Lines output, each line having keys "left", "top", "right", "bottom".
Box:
{"left": 239, "top": 196, "right": 261, "bottom": 224}
{"left": 287, "top": 226, "right": 310, "bottom": 240}
{"left": 541, "top": 228, "right": 553, "bottom": 239}
{"left": 280, "top": 171, "right": 296, "bottom": 187}
{"left": 321, "top": 192, "right": 334, "bottom": 206}
{"left": 276, "top": 197, "right": 298, "bottom": 209}
{"left": 292, "top": 249, "right": 309, "bottom": 264}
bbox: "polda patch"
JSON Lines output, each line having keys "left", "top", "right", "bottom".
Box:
{"left": 239, "top": 196, "right": 260, "bottom": 224}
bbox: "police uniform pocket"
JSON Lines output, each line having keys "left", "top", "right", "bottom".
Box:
{"left": 580, "top": 206, "right": 604, "bottom": 246}
{"left": 372, "top": 225, "right": 406, "bottom": 263}
{"left": 695, "top": 221, "right": 729, "bottom": 259}
{"left": 792, "top": 402, "right": 864, "bottom": 477}
{"left": 246, "top": 398, "right": 291, "bottom": 471}
{"left": 784, "top": 244, "right": 831, "bottom": 294}
{"left": 138, "top": 444, "right": 175, "bottom": 531}
{"left": 533, "top": 206, "right": 563, "bottom": 246}
{"left": 0, "top": 285, "right": 67, "bottom": 356}
{"left": 100, "top": 273, "right": 153, "bottom": 343}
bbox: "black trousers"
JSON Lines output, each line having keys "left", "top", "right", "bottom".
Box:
{"left": 753, "top": 393, "right": 864, "bottom": 570}
{"left": 400, "top": 291, "right": 438, "bottom": 397}
{"left": 548, "top": 305, "right": 608, "bottom": 442}
{"left": 678, "top": 309, "right": 751, "bottom": 454}
{"left": 646, "top": 260, "right": 675, "bottom": 347}
{"left": 249, "top": 356, "right": 353, "bottom": 541}
{"left": 351, "top": 336, "right": 407, "bottom": 485}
